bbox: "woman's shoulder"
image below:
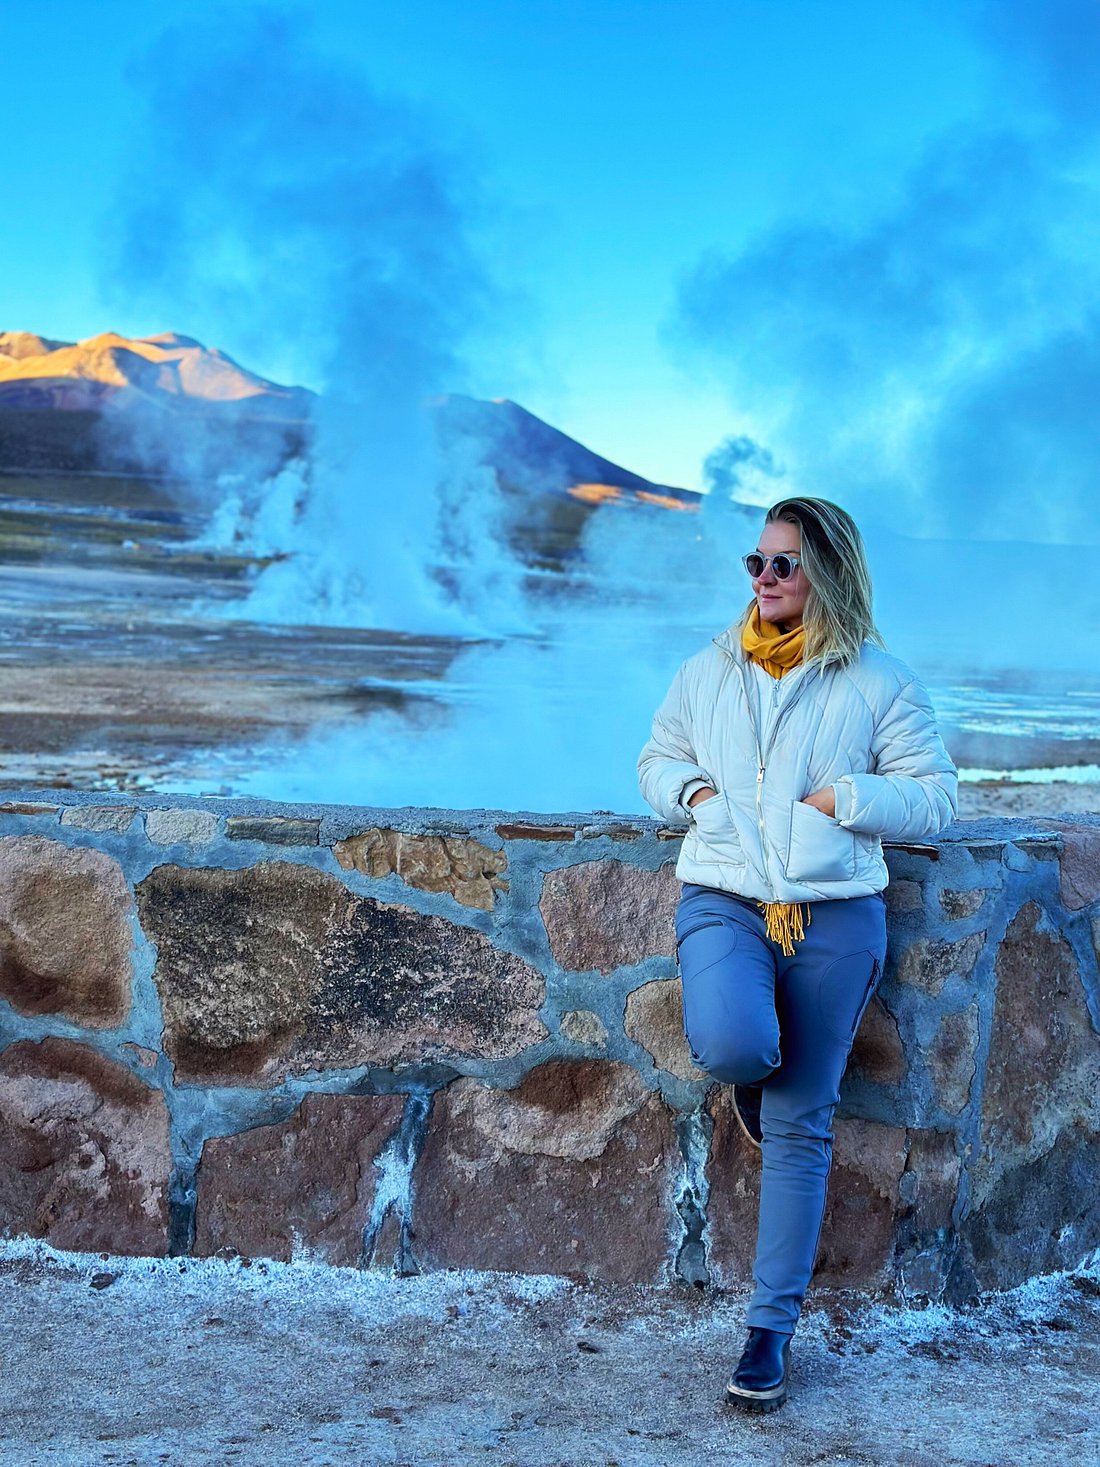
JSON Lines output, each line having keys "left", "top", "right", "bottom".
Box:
{"left": 676, "top": 641, "right": 727, "bottom": 691}
{"left": 837, "top": 641, "right": 929, "bottom": 706}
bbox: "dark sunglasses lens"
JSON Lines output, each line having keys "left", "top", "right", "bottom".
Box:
{"left": 745, "top": 553, "right": 765, "bottom": 576}
{"left": 772, "top": 555, "right": 794, "bottom": 580}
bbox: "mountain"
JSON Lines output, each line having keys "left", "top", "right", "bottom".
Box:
{"left": 0, "top": 329, "right": 701, "bottom": 518}
{"left": 432, "top": 393, "right": 700, "bottom": 513}
{"left": 0, "top": 330, "right": 314, "bottom": 418}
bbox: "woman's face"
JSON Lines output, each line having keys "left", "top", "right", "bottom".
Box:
{"left": 752, "top": 520, "right": 810, "bottom": 629}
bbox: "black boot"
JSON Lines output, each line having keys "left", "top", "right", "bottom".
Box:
{"left": 731, "top": 1084, "right": 763, "bottom": 1149}
{"left": 725, "top": 1326, "right": 792, "bottom": 1412}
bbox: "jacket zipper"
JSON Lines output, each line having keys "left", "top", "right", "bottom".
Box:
{"left": 712, "top": 637, "right": 819, "bottom": 887}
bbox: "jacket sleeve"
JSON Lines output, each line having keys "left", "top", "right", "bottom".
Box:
{"left": 637, "top": 661, "right": 717, "bottom": 823}
{"left": 832, "top": 675, "right": 958, "bottom": 841}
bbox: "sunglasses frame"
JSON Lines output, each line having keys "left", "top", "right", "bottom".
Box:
{"left": 742, "top": 552, "right": 802, "bottom": 581}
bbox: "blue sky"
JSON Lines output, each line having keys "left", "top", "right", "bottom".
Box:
{"left": 2, "top": 0, "right": 1097, "bottom": 517}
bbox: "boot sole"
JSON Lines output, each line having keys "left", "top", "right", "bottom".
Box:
{"left": 725, "top": 1379, "right": 789, "bottom": 1412}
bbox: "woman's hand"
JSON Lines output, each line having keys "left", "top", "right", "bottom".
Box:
{"left": 687, "top": 787, "right": 719, "bottom": 808}
{"left": 801, "top": 787, "right": 837, "bottom": 817}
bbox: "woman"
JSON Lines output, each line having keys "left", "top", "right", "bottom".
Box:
{"left": 637, "top": 497, "right": 957, "bottom": 1413}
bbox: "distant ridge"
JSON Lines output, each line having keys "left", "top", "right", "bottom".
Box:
{"left": 0, "top": 329, "right": 701, "bottom": 513}
{"left": 431, "top": 392, "right": 700, "bottom": 512}
{"left": 0, "top": 330, "right": 314, "bottom": 418}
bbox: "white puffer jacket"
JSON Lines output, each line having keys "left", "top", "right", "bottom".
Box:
{"left": 637, "top": 621, "right": 959, "bottom": 902}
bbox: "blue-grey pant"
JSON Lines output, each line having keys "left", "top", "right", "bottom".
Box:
{"left": 675, "top": 881, "right": 888, "bottom": 1335}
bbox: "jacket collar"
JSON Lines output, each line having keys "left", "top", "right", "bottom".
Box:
{"left": 712, "top": 620, "right": 749, "bottom": 661}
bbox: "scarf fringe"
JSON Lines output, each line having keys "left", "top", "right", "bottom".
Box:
{"left": 757, "top": 900, "right": 812, "bottom": 957}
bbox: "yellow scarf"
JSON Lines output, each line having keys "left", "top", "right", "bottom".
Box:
{"left": 739, "top": 600, "right": 806, "bottom": 679}
{"left": 740, "top": 601, "right": 812, "bottom": 956}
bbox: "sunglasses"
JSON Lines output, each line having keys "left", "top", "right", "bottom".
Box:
{"left": 742, "top": 552, "right": 802, "bottom": 581}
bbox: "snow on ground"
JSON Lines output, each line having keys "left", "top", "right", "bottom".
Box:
{"left": 1, "top": 1238, "right": 1097, "bottom": 1467}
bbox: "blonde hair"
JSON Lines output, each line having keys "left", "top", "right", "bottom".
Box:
{"left": 738, "top": 497, "right": 886, "bottom": 670}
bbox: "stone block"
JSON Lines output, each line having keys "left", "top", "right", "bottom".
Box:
{"left": 813, "top": 1118, "right": 910, "bottom": 1284}
{"left": 959, "top": 1126, "right": 1100, "bottom": 1293}
{"left": 0, "top": 1037, "right": 170, "bottom": 1254}
{"left": 59, "top": 805, "right": 137, "bottom": 833}
{"left": 410, "top": 1060, "right": 681, "bottom": 1283}
{"left": 144, "top": 808, "right": 220, "bottom": 845}
{"left": 1054, "top": 828, "right": 1100, "bottom": 912}
{"left": 894, "top": 931, "right": 985, "bottom": 996}
{"left": 580, "top": 824, "right": 643, "bottom": 841}
{"left": 927, "top": 1003, "right": 980, "bottom": 1115}
{"left": 226, "top": 816, "right": 320, "bottom": 846}
{"left": 901, "top": 1129, "right": 961, "bottom": 1234}
{"left": 136, "top": 862, "right": 547, "bottom": 1084}
{"left": 193, "top": 1092, "right": 405, "bottom": 1265}
{"left": 848, "top": 996, "right": 906, "bottom": 1086}
{"left": 623, "top": 979, "right": 706, "bottom": 1081}
{"left": 939, "top": 888, "right": 988, "bottom": 919}
{"left": 884, "top": 880, "right": 924, "bottom": 913}
{"left": 540, "top": 860, "right": 678, "bottom": 974}
{"left": 333, "top": 829, "right": 508, "bottom": 911}
{"left": 972, "top": 901, "right": 1100, "bottom": 1209}
{"left": 0, "top": 835, "right": 133, "bottom": 1026}
{"left": 0, "top": 802, "right": 59, "bottom": 817}
{"left": 894, "top": 1129, "right": 962, "bottom": 1299}
{"left": 122, "top": 1043, "right": 159, "bottom": 1070}
{"left": 702, "top": 1089, "right": 763, "bottom": 1289}
{"left": 559, "top": 1010, "right": 608, "bottom": 1049}
{"left": 495, "top": 822, "right": 577, "bottom": 842}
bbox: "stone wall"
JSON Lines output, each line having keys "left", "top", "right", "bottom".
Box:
{"left": 1, "top": 790, "right": 1098, "bottom": 1305}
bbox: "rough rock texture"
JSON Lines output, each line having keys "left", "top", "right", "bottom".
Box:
{"left": 332, "top": 829, "right": 508, "bottom": 911}
{"left": 411, "top": 1061, "right": 681, "bottom": 1283}
{"left": 59, "top": 805, "right": 136, "bottom": 833}
{"left": 623, "top": 979, "right": 706, "bottom": 1082}
{"left": 959, "top": 1125, "right": 1100, "bottom": 1291}
{"left": 540, "top": 860, "right": 678, "bottom": 974}
{"left": 939, "top": 888, "right": 988, "bottom": 919}
{"left": 0, "top": 1037, "right": 170, "bottom": 1254}
{"left": 0, "top": 835, "right": 133, "bottom": 1026}
{"left": 893, "top": 931, "right": 986, "bottom": 996}
{"left": 144, "top": 808, "right": 220, "bottom": 845}
{"left": 558, "top": 1010, "right": 608, "bottom": 1049}
{"left": 705, "top": 1095, "right": 912, "bottom": 1291}
{"left": 883, "top": 880, "right": 924, "bottom": 913}
{"left": 193, "top": 1092, "right": 405, "bottom": 1265}
{"left": 1032, "top": 821, "right": 1100, "bottom": 909}
{"left": 226, "top": 816, "right": 320, "bottom": 846}
{"left": 894, "top": 1129, "right": 963, "bottom": 1298}
{"left": 702, "top": 1089, "right": 762, "bottom": 1288}
{"left": 927, "top": 1003, "right": 980, "bottom": 1115}
{"left": 1051, "top": 827, "right": 1100, "bottom": 911}
{"left": 495, "top": 822, "right": 577, "bottom": 842}
{"left": 813, "top": 1118, "right": 910, "bottom": 1284}
{"left": 971, "top": 901, "right": 1100, "bottom": 1211}
{"left": 848, "top": 996, "right": 906, "bottom": 1086}
{"left": 121, "top": 1043, "right": 158, "bottom": 1070}
{"left": 136, "top": 863, "right": 547, "bottom": 1085}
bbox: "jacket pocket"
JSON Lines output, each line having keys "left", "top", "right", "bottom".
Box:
{"left": 786, "top": 798, "right": 857, "bottom": 884}
{"left": 688, "top": 791, "right": 745, "bottom": 867}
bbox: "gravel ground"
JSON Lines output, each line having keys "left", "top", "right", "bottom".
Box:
{"left": 1, "top": 1240, "right": 1098, "bottom": 1467}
